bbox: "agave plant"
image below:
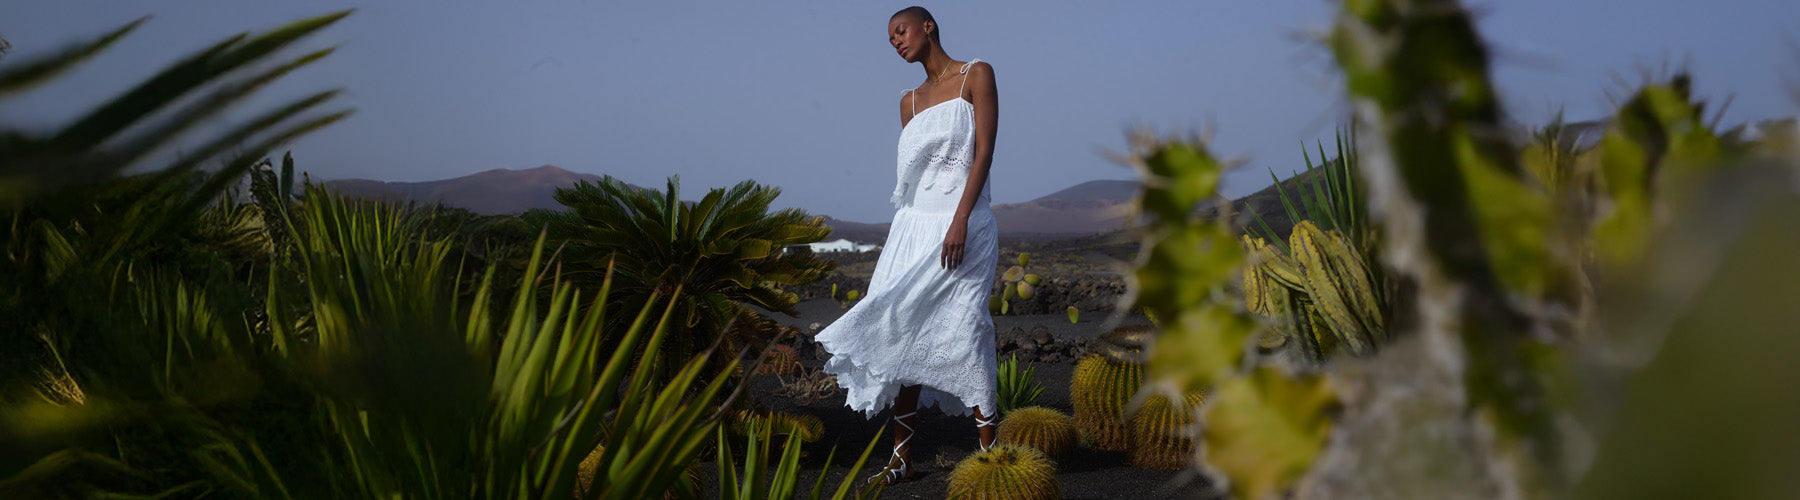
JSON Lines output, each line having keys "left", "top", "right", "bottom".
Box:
{"left": 523, "top": 176, "right": 835, "bottom": 384}
{"left": 0, "top": 10, "right": 350, "bottom": 402}
{"left": 995, "top": 354, "right": 1045, "bottom": 416}
{"left": 1246, "top": 128, "right": 1369, "bottom": 251}
{"left": 714, "top": 416, "right": 883, "bottom": 500}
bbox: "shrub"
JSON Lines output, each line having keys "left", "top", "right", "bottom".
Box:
{"left": 523, "top": 176, "right": 834, "bottom": 386}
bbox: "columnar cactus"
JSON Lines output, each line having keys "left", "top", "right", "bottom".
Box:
{"left": 997, "top": 406, "right": 1078, "bottom": 457}
{"left": 1069, "top": 326, "right": 1151, "bottom": 450}
{"left": 946, "top": 444, "right": 1060, "bottom": 500}
{"left": 1127, "top": 391, "right": 1206, "bottom": 469}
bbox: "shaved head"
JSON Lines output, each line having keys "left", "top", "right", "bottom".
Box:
{"left": 891, "top": 6, "right": 938, "bottom": 41}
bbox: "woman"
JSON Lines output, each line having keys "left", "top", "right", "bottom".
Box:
{"left": 813, "top": 5, "right": 1000, "bottom": 485}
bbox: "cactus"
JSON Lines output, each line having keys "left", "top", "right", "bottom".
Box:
{"left": 1018, "top": 252, "right": 1030, "bottom": 268}
{"left": 1127, "top": 391, "right": 1206, "bottom": 469}
{"left": 1069, "top": 326, "right": 1150, "bottom": 451}
{"left": 997, "top": 406, "right": 1077, "bottom": 457}
{"left": 1023, "top": 273, "right": 1040, "bottom": 286}
{"left": 845, "top": 289, "right": 860, "bottom": 302}
{"left": 1065, "top": 306, "right": 1078, "bottom": 324}
{"left": 1015, "top": 281, "right": 1035, "bottom": 300}
{"left": 1003, "top": 265, "right": 1025, "bottom": 283}
{"left": 1126, "top": 134, "right": 1334, "bottom": 500}
{"left": 946, "top": 444, "right": 1060, "bottom": 500}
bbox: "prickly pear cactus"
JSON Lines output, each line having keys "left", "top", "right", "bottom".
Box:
{"left": 946, "top": 444, "right": 1060, "bottom": 500}
{"left": 1126, "top": 391, "right": 1205, "bottom": 470}
{"left": 997, "top": 406, "right": 1078, "bottom": 457}
{"left": 1069, "top": 326, "right": 1150, "bottom": 450}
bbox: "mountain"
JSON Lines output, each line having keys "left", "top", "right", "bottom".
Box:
{"left": 989, "top": 180, "right": 1140, "bottom": 234}
{"left": 319, "top": 169, "right": 1200, "bottom": 238}
{"left": 325, "top": 165, "right": 603, "bottom": 214}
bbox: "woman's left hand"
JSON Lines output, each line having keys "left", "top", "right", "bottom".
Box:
{"left": 941, "top": 218, "right": 969, "bottom": 269}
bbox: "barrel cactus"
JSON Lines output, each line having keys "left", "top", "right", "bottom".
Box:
{"left": 996, "top": 406, "right": 1078, "bottom": 456}
{"left": 1069, "top": 325, "right": 1151, "bottom": 450}
{"left": 1127, "top": 391, "right": 1206, "bottom": 470}
{"left": 946, "top": 444, "right": 1060, "bottom": 500}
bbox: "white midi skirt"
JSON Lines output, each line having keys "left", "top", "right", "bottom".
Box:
{"left": 814, "top": 204, "right": 999, "bottom": 418}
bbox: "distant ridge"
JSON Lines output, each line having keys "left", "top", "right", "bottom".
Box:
{"left": 322, "top": 169, "right": 1157, "bottom": 237}
{"left": 989, "top": 179, "right": 1140, "bottom": 234}
{"left": 324, "top": 165, "right": 605, "bottom": 214}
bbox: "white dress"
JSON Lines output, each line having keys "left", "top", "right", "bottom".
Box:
{"left": 816, "top": 59, "right": 999, "bottom": 419}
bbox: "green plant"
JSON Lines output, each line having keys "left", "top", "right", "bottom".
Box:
{"left": 946, "top": 445, "right": 1059, "bottom": 500}
{"left": 0, "top": 11, "right": 351, "bottom": 390}
{"left": 988, "top": 252, "right": 1045, "bottom": 315}
{"left": 1239, "top": 128, "right": 1391, "bottom": 363}
{"left": 728, "top": 409, "right": 825, "bottom": 446}
{"left": 1067, "top": 326, "right": 1150, "bottom": 451}
{"left": 750, "top": 344, "right": 803, "bottom": 377}
{"left": 995, "top": 407, "right": 1077, "bottom": 457}
{"left": 1241, "top": 220, "right": 1388, "bottom": 361}
{"left": 714, "top": 416, "right": 884, "bottom": 500}
{"left": 1124, "top": 134, "right": 1335, "bottom": 499}
{"left": 523, "top": 176, "right": 835, "bottom": 386}
{"left": 1247, "top": 129, "right": 1369, "bottom": 250}
{"left": 1126, "top": 391, "right": 1206, "bottom": 470}
{"left": 995, "top": 354, "right": 1044, "bottom": 416}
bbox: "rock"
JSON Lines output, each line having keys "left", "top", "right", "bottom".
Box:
{"left": 1004, "top": 326, "right": 1028, "bottom": 344}
{"left": 1030, "top": 326, "right": 1053, "bottom": 345}
{"left": 1015, "top": 343, "right": 1040, "bottom": 358}
{"left": 1041, "top": 353, "right": 1062, "bottom": 364}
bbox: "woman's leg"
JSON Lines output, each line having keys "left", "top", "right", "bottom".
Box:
{"left": 870, "top": 384, "right": 922, "bottom": 484}
{"left": 973, "top": 405, "right": 997, "bottom": 450}
{"left": 891, "top": 385, "right": 921, "bottom": 463}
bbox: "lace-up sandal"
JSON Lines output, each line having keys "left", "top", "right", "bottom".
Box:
{"left": 867, "top": 411, "right": 918, "bottom": 486}
{"left": 975, "top": 414, "right": 997, "bottom": 451}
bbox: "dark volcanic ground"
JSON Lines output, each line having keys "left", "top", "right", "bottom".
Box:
{"left": 718, "top": 299, "right": 1216, "bottom": 499}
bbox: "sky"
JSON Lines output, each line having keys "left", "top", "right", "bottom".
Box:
{"left": 4, "top": 1, "right": 1798, "bottom": 222}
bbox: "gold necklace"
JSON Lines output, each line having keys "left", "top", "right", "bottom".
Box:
{"left": 928, "top": 59, "right": 957, "bottom": 84}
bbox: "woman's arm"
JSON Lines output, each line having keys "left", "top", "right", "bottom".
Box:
{"left": 941, "top": 61, "right": 997, "bottom": 269}
{"left": 899, "top": 90, "right": 916, "bottom": 129}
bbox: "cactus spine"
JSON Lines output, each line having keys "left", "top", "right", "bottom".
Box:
{"left": 997, "top": 406, "right": 1078, "bottom": 457}
{"left": 1069, "top": 326, "right": 1150, "bottom": 451}
{"left": 1127, "top": 391, "right": 1206, "bottom": 470}
{"left": 946, "top": 444, "right": 1060, "bottom": 500}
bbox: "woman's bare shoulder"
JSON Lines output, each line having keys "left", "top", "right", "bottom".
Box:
{"left": 899, "top": 89, "right": 916, "bottom": 124}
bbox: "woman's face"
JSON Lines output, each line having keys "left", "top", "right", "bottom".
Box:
{"left": 888, "top": 17, "right": 930, "bottom": 63}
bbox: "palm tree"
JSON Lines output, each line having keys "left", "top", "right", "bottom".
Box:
{"left": 524, "top": 176, "right": 835, "bottom": 384}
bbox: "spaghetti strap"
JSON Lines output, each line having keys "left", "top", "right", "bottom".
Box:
{"left": 957, "top": 58, "right": 983, "bottom": 96}
{"left": 900, "top": 88, "right": 916, "bottom": 115}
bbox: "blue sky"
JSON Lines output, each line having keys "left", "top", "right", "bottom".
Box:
{"left": 4, "top": 1, "right": 1797, "bottom": 222}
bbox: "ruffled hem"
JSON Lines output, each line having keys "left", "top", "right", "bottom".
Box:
{"left": 814, "top": 206, "right": 999, "bottom": 419}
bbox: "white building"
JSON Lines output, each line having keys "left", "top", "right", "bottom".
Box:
{"left": 805, "top": 238, "right": 881, "bottom": 253}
